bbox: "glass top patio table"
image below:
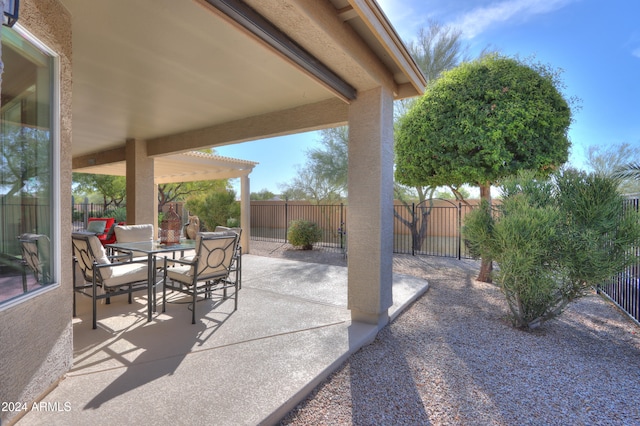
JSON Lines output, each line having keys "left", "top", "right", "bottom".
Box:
{"left": 107, "top": 240, "right": 196, "bottom": 254}
{"left": 106, "top": 239, "right": 197, "bottom": 322}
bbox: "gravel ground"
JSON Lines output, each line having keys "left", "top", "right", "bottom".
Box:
{"left": 249, "top": 241, "right": 640, "bottom": 425}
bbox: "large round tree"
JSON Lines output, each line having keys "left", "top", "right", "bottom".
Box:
{"left": 395, "top": 54, "right": 573, "bottom": 282}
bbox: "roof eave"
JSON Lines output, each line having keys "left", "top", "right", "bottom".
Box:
{"left": 349, "top": 0, "right": 427, "bottom": 98}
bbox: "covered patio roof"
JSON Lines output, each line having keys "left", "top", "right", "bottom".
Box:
{"left": 57, "top": 0, "right": 427, "bottom": 327}
{"left": 62, "top": 0, "right": 426, "bottom": 160}
{"left": 73, "top": 151, "right": 258, "bottom": 185}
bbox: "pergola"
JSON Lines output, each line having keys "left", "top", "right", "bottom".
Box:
{"left": 73, "top": 151, "right": 257, "bottom": 251}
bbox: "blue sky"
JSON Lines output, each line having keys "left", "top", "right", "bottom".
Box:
{"left": 216, "top": 0, "right": 640, "bottom": 195}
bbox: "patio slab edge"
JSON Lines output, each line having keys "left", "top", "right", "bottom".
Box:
{"left": 259, "top": 320, "right": 381, "bottom": 426}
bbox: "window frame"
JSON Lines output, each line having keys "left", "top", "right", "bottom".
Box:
{"left": 0, "top": 23, "right": 61, "bottom": 311}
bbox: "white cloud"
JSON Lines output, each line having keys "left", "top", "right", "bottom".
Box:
{"left": 452, "top": 0, "right": 576, "bottom": 39}
{"left": 633, "top": 48, "right": 640, "bottom": 59}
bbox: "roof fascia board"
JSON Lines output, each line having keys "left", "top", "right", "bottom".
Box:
{"left": 198, "top": 0, "right": 357, "bottom": 102}
{"left": 347, "top": 0, "right": 426, "bottom": 96}
{"left": 286, "top": 0, "right": 398, "bottom": 96}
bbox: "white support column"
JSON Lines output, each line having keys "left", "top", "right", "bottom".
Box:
{"left": 347, "top": 86, "right": 394, "bottom": 327}
{"left": 240, "top": 174, "right": 251, "bottom": 253}
{"left": 125, "top": 139, "right": 155, "bottom": 225}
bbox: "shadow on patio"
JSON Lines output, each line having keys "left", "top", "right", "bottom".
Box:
{"left": 18, "top": 254, "right": 428, "bottom": 426}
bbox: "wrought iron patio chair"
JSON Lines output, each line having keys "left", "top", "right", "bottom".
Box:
{"left": 162, "top": 231, "right": 239, "bottom": 324}
{"left": 72, "top": 233, "right": 150, "bottom": 329}
{"left": 214, "top": 226, "right": 242, "bottom": 289}
{"left": 18, "top": 233, "right": 51, "bottom": 292}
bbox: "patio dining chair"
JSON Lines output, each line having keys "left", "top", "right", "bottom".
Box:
{"left": 18, "top": 233, "right": 51, "bottom": 292}
{"left": 162, "top": 231, "right": 239, "bottom": 324}
{"left": 214, "top": 226, "right": 242, "bottom": 289}
{"left": 72, "top": 233, "right": 151, "bottom": 329}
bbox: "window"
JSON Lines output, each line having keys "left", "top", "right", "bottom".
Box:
{"left": 0, "top": 26, "right": 57, "bottom": 305}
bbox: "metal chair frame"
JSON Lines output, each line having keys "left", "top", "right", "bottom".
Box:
{"left": 18, "top": 234, "right": 51, "bottom": 292}
{"left": 72, "top": 233, "right": 150, "bottom": 329}
{"left": 214, "top": 226, "right": 242, "bottom": 289}
{"left": 162, "top": 232, "right": 239, "bottom": 324}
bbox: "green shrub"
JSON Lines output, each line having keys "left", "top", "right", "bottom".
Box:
{"left": 463, "top": 169, "right": 640, "bottom": 329}
{"left": 185, "top": 190, "right": 239, "bottom": 231}
{"left": 287, "top": 220, "right": 322, "bottom": 250}
{"left": 461, "top": 199, "right": 494, "bottom": 260}
{"left": 104, "top": 206, "right": 127, "bottom": 223}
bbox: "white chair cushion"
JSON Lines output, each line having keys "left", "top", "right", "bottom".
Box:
{"left": 102, "top": 262, "right": 149, "bottom": 288}
{"left": 179, "top": 231, "right": 235, "bottom": 262}
{"left": 114, "top": 224, "right": 154, "bottom": 242}
{"left": 88, "top": 235, "right": 112, "bottom": 279}
{"left": 167, "top": 264, "right": 195, "bottom": 284}
{"left": 169, "top": 232, "right": 236, "bottom": 284}
{"left": 114, "top": 224, "right": 154, "bottom": 258}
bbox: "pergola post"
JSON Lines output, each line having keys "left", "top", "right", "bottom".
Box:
{"left": 240, "top": 174, "right": 251, "bottom": 253}
{"left": 346, "top": 86, "right": 394, "bottom": 327}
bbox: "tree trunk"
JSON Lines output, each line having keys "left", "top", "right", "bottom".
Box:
{"left": 477, "top": 182, "right": 493, "bottom": 283}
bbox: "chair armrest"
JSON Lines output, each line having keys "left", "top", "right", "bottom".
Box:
{"left": 107, "top": 252, "right": 133, "bottom": 263}
{"left": 93, "top": 257, "right": 149, "bottom": 269}
{"left": 163, "top": 256, "right": 197, "bottom": 268}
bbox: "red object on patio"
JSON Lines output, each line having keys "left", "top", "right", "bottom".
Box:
{"left": 86, "top": 217, "right": 117, "bottom": 246}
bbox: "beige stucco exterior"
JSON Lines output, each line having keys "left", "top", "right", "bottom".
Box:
{"left": 0, "top": 1, "right": 426, "bottom": 423}
{"left": 347, "top": 86, "right": 395, "bottom": 326}
{"left": 0, "top": 1, "right": 74, "bottom": 424}
{"left": 125, "top": 139, "right": 156, "bottom": 226}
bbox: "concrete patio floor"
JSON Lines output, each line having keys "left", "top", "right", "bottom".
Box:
{"left": 17, "top": 254, "right": 428, "bottom": 426}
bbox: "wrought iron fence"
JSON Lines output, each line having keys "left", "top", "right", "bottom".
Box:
{"left": 250, "top": 202, "right": 347, "bottom": 250}
{"left": 73, "top": 203, "right": 132, "bottom": 232}
{"left": 392, "top": 200, "right": 476, "bottom": 259}
{"left": 72, "top": 203, "right": 108, "bottom": 231}
{"left": 250, "top": 200, "right": 475, "bottom": 258}
{"left": 598, "top": 198, "right": 640, "bottom": 325}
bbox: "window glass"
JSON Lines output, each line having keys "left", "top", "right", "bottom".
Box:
{"left": 1, "top": 26, "right": 55, "bottom": 304}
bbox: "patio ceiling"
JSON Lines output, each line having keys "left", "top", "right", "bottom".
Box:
{"left": 62, "top": 0, "right": 426, "bottom": 166}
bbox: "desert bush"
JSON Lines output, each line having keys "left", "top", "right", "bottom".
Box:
{"left": 104, "top": 206, "right": 127, "bottom": 223}
{"left": 463, "top": 169, "right": 640, "bottom": 329}
{"left": 287, "top": 220, "right": 322, "bottom": 250}
{"left": 185, "top": 190, "right": 239, "bottom": 231}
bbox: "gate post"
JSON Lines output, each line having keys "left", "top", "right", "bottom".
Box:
{"left": 284, "top": 200, "right": 289, "bottom": 242}
{"left": 412, "top": 202, "right": 415, "bottom": 256}
{"left": 458, "top": 202, "right": 462, "bottom": 260}
{"left": 340, "top": 203, "right": 345, "bottom": 249}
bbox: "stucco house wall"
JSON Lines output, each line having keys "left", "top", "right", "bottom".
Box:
{"left": 0, "top": 1, "right": 73, "bottom": 424}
